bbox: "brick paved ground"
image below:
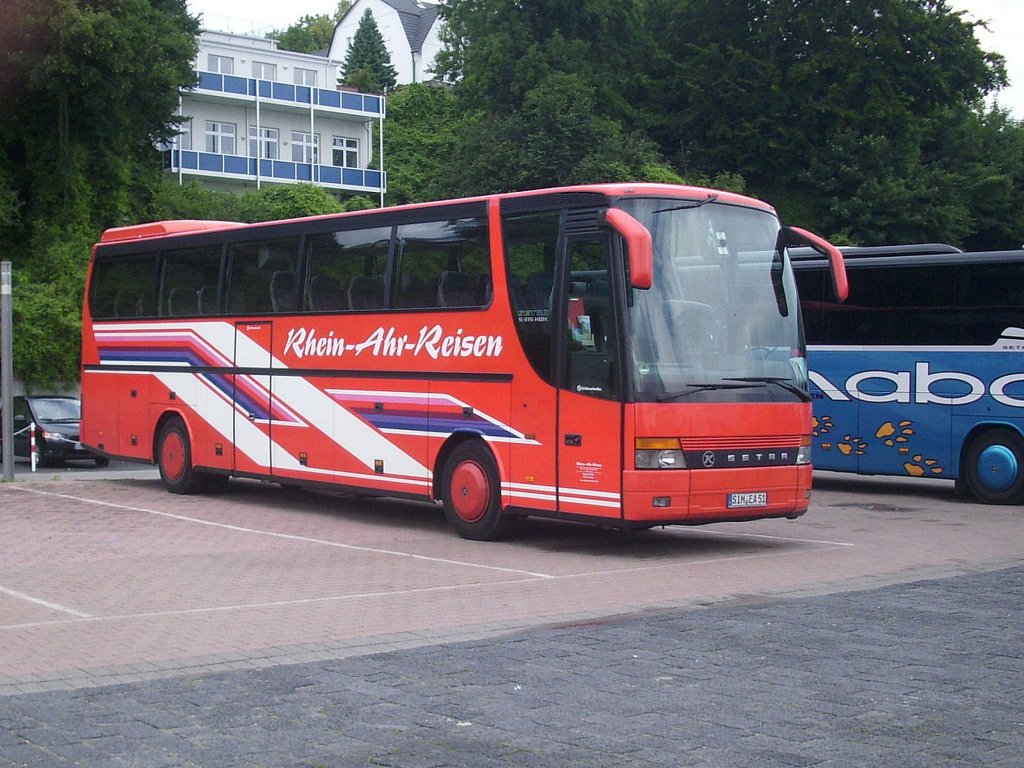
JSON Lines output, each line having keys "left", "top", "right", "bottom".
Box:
{"left": 2, "top": 565, "right": 1021, "bottom": 768}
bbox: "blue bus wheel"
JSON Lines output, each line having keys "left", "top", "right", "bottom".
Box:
{"left": 963, "top": 428, "right": 1024, "bottom": 505}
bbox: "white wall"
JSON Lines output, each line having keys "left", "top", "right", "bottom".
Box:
{"left": 198, "top": 30, "right": 341, "bottom": 89}
{"left": 177, "top": 103, "right": 373, "bottom": 169}
{"left": 330, "top": 0, "right": 442, "bottom": 85}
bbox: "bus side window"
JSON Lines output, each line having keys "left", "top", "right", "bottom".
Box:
{"left": 793, "top": 267, "right": 826, "bottom": 345}
{"left": 393, "top": 216, "right": 489, "bottom": 310}
{"left": 503, "top": 211, "right": 560, "bottom": 385}
{"left": 225, "top": 238, "right": 299, "bottom": 315}
{"left": 564, "top": 236, "right": 619, "bottom": 400}
{"left": 305, "top": 227, "right": 389, "bottom": 312}
{"left": 90, "top": 255, "right": 159, "bottom": 320}
{"left": 956, "top": 261, "right": 1024, "bottom": 345}
{"left": 162, "top": 245, "right": 223, "bottom": 317}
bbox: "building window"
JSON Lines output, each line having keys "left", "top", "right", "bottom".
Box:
{"left": 249, "top": 126, "right": 279, "bottom": 160}
{"left": 252, "top": 61, "right": 277, "bottom": 81}
{"left": 205, "top": 121, "right": 236, "bottom": 154}
{"left": 332, "top": 136, "right": 358, "bottom": 168}
{"left": 207, "top": 54, "right": 233, "bottom": 74}
{"left": 291, "top": 131, "right": 319, "bottom": 164}
{"left": 294, "top": 68, "right": 317, "bottom": 87}
{"left": 177, "top": 120, "right": 192, "bottom": 151}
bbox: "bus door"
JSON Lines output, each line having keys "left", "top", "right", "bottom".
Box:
{"left": 556, "top": 234, "right": 623, "bottom": 519}
{"left": 233, "top": 320, "right": 274, "bottom": 475}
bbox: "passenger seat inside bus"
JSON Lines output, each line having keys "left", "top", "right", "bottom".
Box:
{"left": 197, "top": 286, "right": 218, "bottom": 314}
{"left": 348, "top": 276, "right": 384, "bottom": 309}
{"left": 167, "top": 287, "right": 198, "bottom": 316}
{"left": 308, "top": 275, "right": 346, "bottom": 311}
{"left": 270, "top": 271, "right": 297, "bottom": 312}
{"left": 438, "top": 271, "right": 476, "bottom": 307}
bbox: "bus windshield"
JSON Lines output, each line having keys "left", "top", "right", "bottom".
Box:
{"left": 620, "top": 198, "right": 806, "bottom": 403}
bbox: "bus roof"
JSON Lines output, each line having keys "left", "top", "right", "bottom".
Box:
{"left": 791, "top": 242, "right": 1024, "bottom": 270}
{"left": 96, "top": 184, "right": 776, "bottom": 247}
{"left": 497, "top": 183, "right": 776, "bottom": 213}
{"left": 99, "top": 220, "right": 244, "bottom": 243}
{"left": 790, "top": 243, "right": 963, "bottom": 261}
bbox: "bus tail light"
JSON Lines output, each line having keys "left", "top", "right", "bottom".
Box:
{"left": 797, "top": 436, "right": 813, "bottom": 465}
{"left": 635, "top": 438, "right": 686, "bottom": 469}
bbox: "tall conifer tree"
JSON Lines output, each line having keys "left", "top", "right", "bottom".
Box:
{"left": 340, "top": 9, "right": 398, "bottom": 92}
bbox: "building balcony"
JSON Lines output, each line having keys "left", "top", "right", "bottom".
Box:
{"left": 164, "top": 149, "right": 385, "bottom": 194}
{"left": 191, "top": 71, "right": 385, "bottom": 117}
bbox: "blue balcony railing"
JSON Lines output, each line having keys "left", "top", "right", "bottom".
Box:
{"left": 194, "top": 71, "right": 384, "bottom": 116}
{"left": 164, "top": 149, "right": 385, "bottom": 192}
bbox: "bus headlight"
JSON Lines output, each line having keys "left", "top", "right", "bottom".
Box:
{"left": 797, "top": 436, "right": 812, "bottom": 465}
{"left": 635, "top": 438, "right": 686, "bottom": 469}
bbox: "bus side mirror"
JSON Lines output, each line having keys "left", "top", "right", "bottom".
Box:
{"left": 784, "top": 226, "right": 849, "bottom": 302}
{"left": 603, "top": 208, "right": 653, "bottom": 290}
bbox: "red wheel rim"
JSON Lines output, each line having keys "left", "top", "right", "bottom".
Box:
{"left": 162, "top": 431, "right": 186, "bottom": 481}
{"left": 450, "top": 460, "right": 489, "bottom": 523}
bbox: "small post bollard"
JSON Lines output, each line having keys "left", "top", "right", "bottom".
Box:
{"left": 30, "top": 421, "right": 37, "bottom": 472}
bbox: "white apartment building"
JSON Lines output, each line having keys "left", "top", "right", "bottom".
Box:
{"left": 329, "top": 0, "right": 442, "bottom": 85}
{"left": 165, "top": 30, "right": 385, "bottom": 200}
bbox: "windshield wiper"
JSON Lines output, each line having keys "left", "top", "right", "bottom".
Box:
{"left": 657, "top": 381, "right": 762, "bottom": 402}
{"left": 724, "top": 376, "right": 812, "bottom": 402}
{"left": 652, "top": 193, "right": 719, "bottom": 214}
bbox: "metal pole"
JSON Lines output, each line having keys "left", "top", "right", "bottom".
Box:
{"left": 255, "top": 78, "right": 262, "bottom": 189}
{"left": 379, "top": 101, "right": 385, "bottom": 208}
{"left": 177, "top": 94, "right": 184, "bottom": 187}
{"left": 1, "top": 262, "right": 14, "bottom": 481}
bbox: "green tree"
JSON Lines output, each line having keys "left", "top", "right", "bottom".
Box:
{"left": 435, "top": 0, "right": 677, "bottom": 192}
{"left": 340, "top": 9, "right": 398, "bottom": 93}
{"left": 236, "top": 184, "right": 345, "bottom": 221}
{"left": 384, "top": 83, "right": 461, "bottom": 204}
{"left": 0, "top": 0, "right": 199, "bottom": 384}
{"left": 643, "top": 0, "right": 1018, "bottom": 245}
{"left": 272, "top": 2, "right": 352, "bottom": 54}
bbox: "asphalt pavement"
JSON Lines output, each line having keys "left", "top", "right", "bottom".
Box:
{"left": 2, "top": 564, "right": 1021, "bottom": 767}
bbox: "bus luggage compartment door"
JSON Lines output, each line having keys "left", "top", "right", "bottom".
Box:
{"left": 232, "top": 321, "right": 273, "bottom": 475}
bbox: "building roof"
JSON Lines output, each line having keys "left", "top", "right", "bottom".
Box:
{"left": 380, "top": 0, "right": 439, "bottom": 53}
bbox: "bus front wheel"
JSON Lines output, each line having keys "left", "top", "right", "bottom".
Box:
{"left": 441, "top": 441, "right": 512, "bottom": 541}
{"left": 157, "top": 417, "right": 208, "bottom": 495}
{"left": 962, "top": 428, "right": 1024, "bottom": 505}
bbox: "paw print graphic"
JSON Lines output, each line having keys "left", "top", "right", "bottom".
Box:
{"left": 876, "top": 420, "right": 914, "bottom": 448}
{"left": 812, "top": 415, "right": 834, "bottom": 437}
{"left": 904, "top": 454, "right": 944, "bottom": 477}
{"left": 837, "top": 434, "right": 868, "bottom": 456}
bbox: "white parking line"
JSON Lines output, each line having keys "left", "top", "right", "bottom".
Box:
{"left": 0, "top": 585, "right": 92, "bottom": 618}
{"left": 4, "top": 485, "right": 554, "bottom": 579}
{"left": 0, "top": 576, "right": 543, "bottom": 631}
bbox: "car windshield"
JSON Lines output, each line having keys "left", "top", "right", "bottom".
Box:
{"left": 30, "top": 398, "right": 81, "bottom": 422}
{"left": 618, "top": 197, "right": 807, "bottom": 403}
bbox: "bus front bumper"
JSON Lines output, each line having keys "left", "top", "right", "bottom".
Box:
{"left": 621, "top": 465, "right": 812, "bottom": 524}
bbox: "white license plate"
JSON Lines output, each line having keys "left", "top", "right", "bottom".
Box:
{"left": 728, "top": 492, "right": 767, "bottom": 508}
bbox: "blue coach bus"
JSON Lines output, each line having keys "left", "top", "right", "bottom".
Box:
{"left": 793, "top": 243, "right": 1024, "bottom": 505}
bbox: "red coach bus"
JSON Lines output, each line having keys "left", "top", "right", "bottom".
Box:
{"left": 81, "top": 184, "right": 847, "bottom": 539}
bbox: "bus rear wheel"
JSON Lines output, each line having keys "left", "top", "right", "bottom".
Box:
{"left": 441, "top": 441, "right": 512, "bottom": 541}
{"left": 157, "top": 417, "right": 208, "bottom": 495}
{"left": 962, "top": 428, "right": 1024, "bottom": 505}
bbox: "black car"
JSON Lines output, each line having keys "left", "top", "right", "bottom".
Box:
{"left": 2, "top": 396, "right": 109, "bottom": 467}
